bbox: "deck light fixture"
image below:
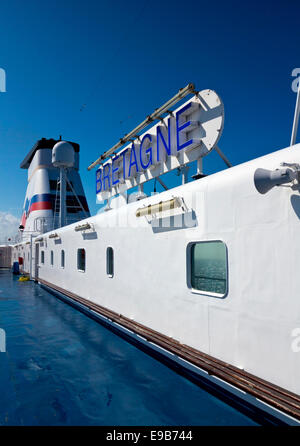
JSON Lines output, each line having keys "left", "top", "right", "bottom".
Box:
{"left": 74, "top": 223, "right": 92, "bottom": 232}
{"left": 136, "top": 197, "right": 183, "bottom": 218}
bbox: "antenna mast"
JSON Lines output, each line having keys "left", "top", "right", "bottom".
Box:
{"left": 291, "top": 79, "right": 300, "bottom": 146}
{"left": 52, "top": 141, "right": 75, "bottom": 228}
{"left": 59, "top": 167, "right": 66, "bottom": 228}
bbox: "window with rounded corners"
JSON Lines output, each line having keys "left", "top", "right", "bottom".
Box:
{"left": 77, "top": 248, "right": 85, "bottom": 272}
{"left": 188, "top": 240, "right": 228, "bottom": 297}
{"left": 61, "top": 250, "right": 65, "bottom": 268}
{"left": 41, "top": 250, "right": 45, "bottom": 264}
{"left": 106, "top": 247, "right": 114, "bottom": 277}
{"left": 50, "top": 250, "right": 54, "bottom": 266}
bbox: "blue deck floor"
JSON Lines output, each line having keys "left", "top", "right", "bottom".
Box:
{"left": 0, "top": 270, "right": 259, "bottom": 426}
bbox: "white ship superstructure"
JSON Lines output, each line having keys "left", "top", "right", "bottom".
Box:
{"left": 11, "top": 84, "right": 300, "bottom": 424}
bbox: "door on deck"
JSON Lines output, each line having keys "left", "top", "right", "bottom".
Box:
{"left": 34, "top": 243, "right": 39, "bottom": 281}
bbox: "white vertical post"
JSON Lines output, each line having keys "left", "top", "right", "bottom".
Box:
{"left": 291, "top": 80, "right": 300, "bottom": 146}
{"left": 197, "top": 158, "right": 203, "bottom": 175}
{"left": 104, "top": 198, "right": 111, "bottom": 211}
{"left": 60, "top": 168, "right": 66, "bottom": 228}
{"left": 182, "top": 166, "right": 189, "bottom": 184}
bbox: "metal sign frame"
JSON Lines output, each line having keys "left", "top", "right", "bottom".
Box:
{"left": 94, "top": 88, "right": 225, "bottom": 202}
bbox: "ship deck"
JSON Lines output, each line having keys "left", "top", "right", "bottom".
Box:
{"left": 0, "top": 270, "right": 293, "bottom": 426}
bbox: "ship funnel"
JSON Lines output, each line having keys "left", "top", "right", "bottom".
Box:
{"left": 52, "top": 141, "right": 75, "bottom": 168}
{"left": 254, "top": 167, "right": 296, "bottom": 194}
{"left": 18, "top": 137, "right": 89, "bottom": 238}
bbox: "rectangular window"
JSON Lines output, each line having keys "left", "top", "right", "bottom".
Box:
{"left": 41, "top": 251, "right": 45, "bottom": 264}
{"left": 190, "top": 241, "right": 227, "bottom": 296}
{"left": 106, "top": 247, "right": 114, "bottom": 277}
{"left": 61, "top": 250, "right": 65, "bottom": 268}
{"left": 77, "top": 248, "right": 85, "bottom": 272}
{"left": 50, "top": 250, "right": 54, "bottom": 266}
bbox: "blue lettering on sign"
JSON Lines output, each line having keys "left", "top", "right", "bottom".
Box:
{"left": 128, "top": 143, "right": 139, "bottom": 177}
{"left": 157, "top": 117, "right": 171, "bottom": 161}
{"left": 112, "top": 155, "right": 120, "bottom": 185}
{"left": 96, "top": 168, "right": 102, "bottom": 193}
{"left": 176, "top": 102, "right": 194, "bottom": 151}
{"left": 96, "top": 100, "right": 200, "bottom": 195}
{"left": 103, "top": 164, "right": 111, "bottom": 190}
{"left": 139, "top": 134, "right": 153, "bottom": 169}
{"left": 120, "top": 148, "right": 128, "bottom": 181}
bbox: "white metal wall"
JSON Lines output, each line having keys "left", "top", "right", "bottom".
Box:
{"left": 15, "top": 144, "right": 300, "bottom": 396}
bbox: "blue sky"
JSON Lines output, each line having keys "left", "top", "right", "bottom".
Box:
{"left": 0, "top": 0, "right": 300, "bottom": 225}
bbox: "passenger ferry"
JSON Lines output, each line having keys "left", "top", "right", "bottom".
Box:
{"left": 8, "top": 83, "right": 300, "bottom": 424}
